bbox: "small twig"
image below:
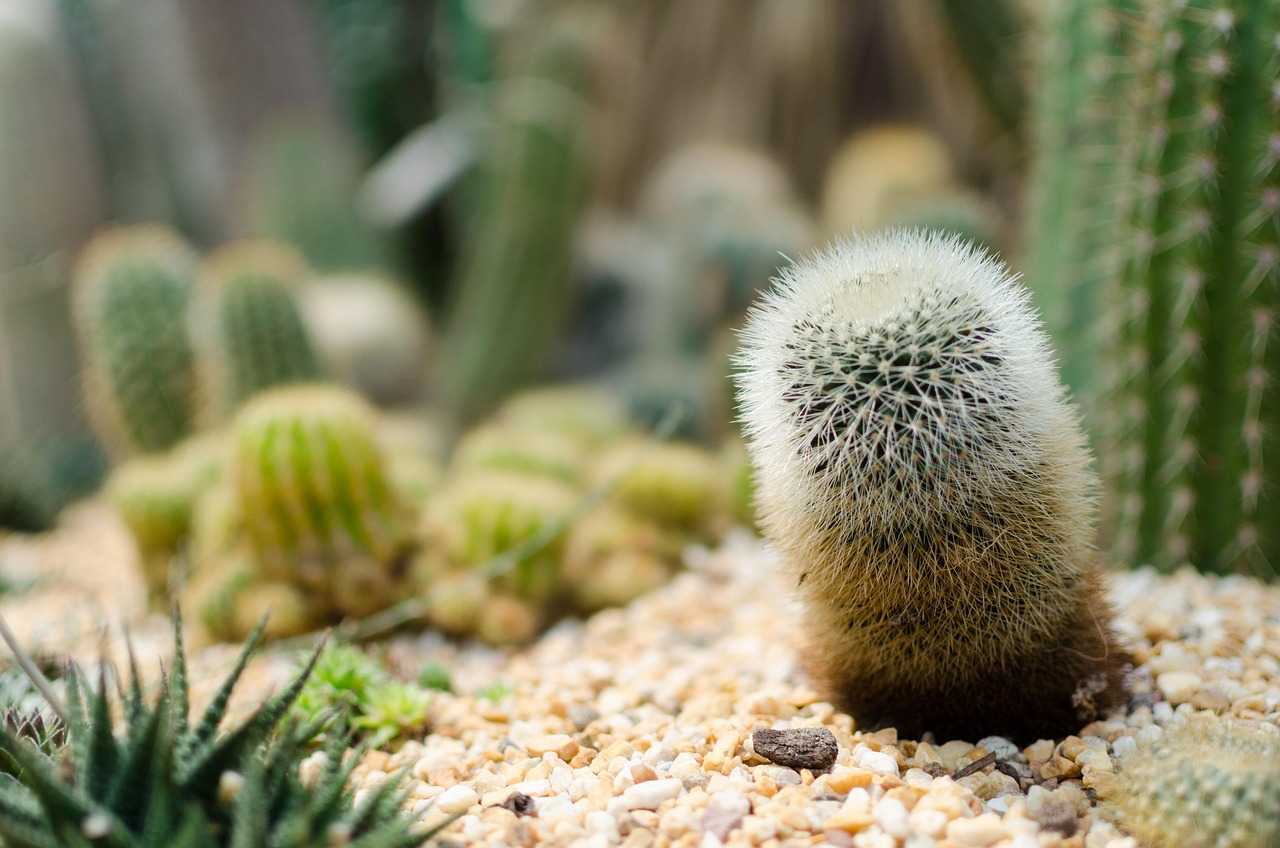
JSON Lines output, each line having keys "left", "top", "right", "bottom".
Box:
{"left": 0, "top": 611, "right": 69, "bottom": 725}
{"left": 951, "top": 750, "right": 998, "bottom": 780}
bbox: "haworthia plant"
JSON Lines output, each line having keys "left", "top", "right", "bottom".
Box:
{"left": 1029, "top": 0, "right": 1280, "bottom": 576}
{"left": 72, "top": 225, "right": 200, "bottom": 455}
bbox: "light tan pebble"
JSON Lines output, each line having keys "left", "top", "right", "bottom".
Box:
{"left": 902, "top": 768, "right": 934, "bottom": 788}
{"left": 871, "top": 797, "right": 910, "bottom": 839}
{"left": 525, "top": 733, "right": 580, "bottom": 760}
{"left": 1110, "top": 736, "right": 1137, "bottom": 759}
{"left": 756, "top": 772, "right": 780, "bottom": 798}
{"left": 1189, "top": 689, "right": 1230, "bottom": 711}
{"left": 1150, "top": 701, "right": 1175, "bottom": 723}
{"left": 608, "top": 777, "right": 684, "bottom": 815}
{"left": 1009, "top": 835, "right": 1040, "bottom": 848}
{"left": 762, "top": 802, "right": 812, "bottom": 835}
{"left": 956, "top": 770, "right": 1019, "bottom": 800}
{"left": 298, "top": 750, "right": 329, "bottom": 788}
{"left": 740, "top": 814, "right": 780, "bottom": 842}
{"left": 1076, "top": 749, "right": 1114, "bottom": 790}
{"left": 510, "top": 778, "right": 554, "bottom": 796}
{"left": 1058, "top": 736, "right": 1088, "bottom": 761}
{"left": 947, "top": 812, "right": 1006, "bottom": 846}
{"left": 600, "top": 740, "right": 637, "bottom": 762}
{"left": 435, "top": 784, "right": 480, "bottom": 814}
{"left": 525, "top": 760, "right": 553, "bottom": 782}
{"left": 934, "top": 740, "right": 974, "bottom": 771}
{"left": 616, "top": 762, "right": 660, "bottom": 791}
{"left": 854, "top": 750, "right": 899, "bottom": 777}
{"left": 643, "top": 744, "right": 678, "bottom": 766}
{"left": 585, "top": 810, "right": 621, "bottom": 840}
{"left": 703, "top": 789, "right": 752, "bottom": 840}
{"left": 912, "top": 741, "right": 944, "bottom": 769}
{"left": 761, "top": 765, "right": 802, "bottom": 787}
{"left": 1160, "top": 669, "right": 1205, "bottom": 703}
{"left": 824, "top": 789, "right": 874, "bottom": 833}
{"left": 908, "top": 807, "right": 950, "bottom": 839}
{"left": 826, "top": 767, "right": 874, "bottom": 793}
{"left": 1023, "top": 739, "right": 1056, "bottom": 765}
{"left": 363, "top": 750, "right": 392, "bottom": 772}
{"left": 535, "top": 794, "right": 576, "bottom": 822}
{"left": 850, "top": 828, "right": 893, "bottom": 848}
{"left": 1039, "top": 754, "right": 1082, "bottom": 781}
{"left": 975, "top": 736, "right": 1019, "bottom": 761}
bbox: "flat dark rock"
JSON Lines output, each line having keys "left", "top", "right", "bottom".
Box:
{"left": 751, "top": 727, "right": 838, "bottom": 771}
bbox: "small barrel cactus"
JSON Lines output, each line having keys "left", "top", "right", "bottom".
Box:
{"left": 1105, "top": 717, "right": 1280, "bottom": 848}
{"left": 736, "top": 229, "right": 1129, "bottom": 743}
{"left": 421, "top": 471, "right": 578, "bottom": 606}
{"left": 593, "top": 439, "right": 728, "bottom": 537}
{"left": 231, "top": 384, "right": 413, "bottom": 619}
{"left": 105, "top": 432, "right": 226, "bottom": 596}
{"left": 72, "top": 224, "right": 200, "bottom": 455}
{"left": 195, "top": 241, "right": 323, "bottom": 418}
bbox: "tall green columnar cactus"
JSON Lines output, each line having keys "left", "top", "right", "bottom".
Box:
{"left": 1100, "top": 0, "right": 1280, "bottom": 575}
{"left": 196, "top": 241, "right": 323, "bottom": 417}
{"left": 437, "top": 12, "right": 592, "bottom": 424}
{"left": 231, "top": 384, "right": 411, "bottom": 618}
{"left": 1024, "top": 0, "right": 1135, "bottom": 407}
{"left": 72, "top": 225, "right": 200, "bottom": 455}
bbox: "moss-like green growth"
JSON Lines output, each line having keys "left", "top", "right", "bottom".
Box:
{"left": 72, "top": 225, "right": 200, "bottom": 455}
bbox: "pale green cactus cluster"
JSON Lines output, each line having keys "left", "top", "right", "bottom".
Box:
{"left": 1103, "top": 716, "right": 1280, "bottom": 848}
{"left": 417, "top": 385, "right": 739, "bottom": 645}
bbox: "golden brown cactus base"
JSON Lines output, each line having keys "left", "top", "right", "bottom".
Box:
{"left": 807, "top": 602, "right": 1132, "bottom": 746}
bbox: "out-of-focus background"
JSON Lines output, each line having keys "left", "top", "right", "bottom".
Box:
{"left": 2, "top": 0, "right": 1277, "bottom": 587}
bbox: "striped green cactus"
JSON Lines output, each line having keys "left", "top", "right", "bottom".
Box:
{"left": 195, "top": 241, "right": 323, "bottom": 418}
{"left": 72, "top": 225, "right": 199, "bottom": 455}
{"left": 1029, "top": 0, "right": 1280, "bottom": 575}
{"left": 231, "top": 384, "right": 412, "bottom": 618}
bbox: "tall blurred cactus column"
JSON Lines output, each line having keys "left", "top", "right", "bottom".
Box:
{"left": 0, "top": 5, "right": 105, "bottom": 462}
{"left": 1031, "top": 0, "right": 1280, "bottom": 575}
{"left": 72, "top": 226, "right": 200, "bottom": 455}
{"left": 437, "top": 11, "right": 594, "bottom": 425}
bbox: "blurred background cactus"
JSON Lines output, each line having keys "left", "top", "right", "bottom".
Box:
{"left": 4, "top": 0, "right": 1278, "bottom": 651}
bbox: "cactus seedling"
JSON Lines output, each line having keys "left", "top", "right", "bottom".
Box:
{"left": 231, "top": 384, "right": 413, "bottom": 619}
{"left": 72, "top": 225, "right": 200, "bottom": 455}
{"left": 1105, "top": 716, "right": 1280, "bottom": 848}
{"left": 736, "top": 229, "right": 1129, "bottom": 743}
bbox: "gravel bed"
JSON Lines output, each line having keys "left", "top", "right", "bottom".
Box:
{"left": 4, "top": 506, "right": 1280, "bottom": 847}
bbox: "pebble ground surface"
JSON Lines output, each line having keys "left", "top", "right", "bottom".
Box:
{"left": 3, "top": 503, "right": 1280, "bottom": 848}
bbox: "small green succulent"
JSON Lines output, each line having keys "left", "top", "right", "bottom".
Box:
{"left": 292, "top": 644, "right": 433, "bottom": 749}
{"left": 0, "top": 615, "right": 447, "bottom": 847}
{"left": 415, "top": 664, "right": 453, "bottom": 694}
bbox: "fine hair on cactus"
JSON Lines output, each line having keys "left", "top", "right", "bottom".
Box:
{"left": 736, "top": 228, "right": 1129, "bottom": 743}
{"left": 72, "top": 224, "right": 200, "bottom": 455}
{"left": 1104, "top": 716, "right": 1280, "bottom": 848}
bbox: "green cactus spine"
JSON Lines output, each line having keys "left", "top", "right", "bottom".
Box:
{"left": 231, "top": 384, "right": 412, "bottom": 619}
{"left": 72, "top": 225, "right": 200, "bottom": 455}
{"left": 1105, "top": 717, "right": 1280, "bottom": 848}
{"left": 736, "top": 229, "right": 1129, "bottom": 744}
{"left": 1103, "top": 0, "right": 1280, "bottom": 576}
{"left": 196, "top": 241, "right": 323, "bottom": 417}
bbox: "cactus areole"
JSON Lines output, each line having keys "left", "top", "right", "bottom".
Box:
{"left": 736, "top": 229, "right": 1129, "bottom": 743}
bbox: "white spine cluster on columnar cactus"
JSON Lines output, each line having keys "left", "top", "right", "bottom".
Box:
{"left": 736, "top": 229, "right": 1127, "bottom": 743}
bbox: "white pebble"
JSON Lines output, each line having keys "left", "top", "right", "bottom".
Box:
{"left": 976, "top": 736, "right": 1019, "bottom": 761}
{"left": 1112, "top": 735, "right": 1138, "bottom": 758}
{"left": 872, "top": 797, "right": 910, "bottom": 839}
{"left": 608, "top": 778, "right": 683, "bottom": 814}
{"left": 1157, "top": 670, "right": 1202, "bottom": 703}
{"left": 434, "top": 784, "right": 479, "bottom": 814}
{"left": 948, "top": 813, "right": 1007, "bottom": 847}
{"left": 857, "top": 750, "right": 900, "bottom": 777}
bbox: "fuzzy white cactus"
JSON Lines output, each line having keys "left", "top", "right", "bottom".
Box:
{"left": 736, "top": 229, "right": 1127, "bottom": 743}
